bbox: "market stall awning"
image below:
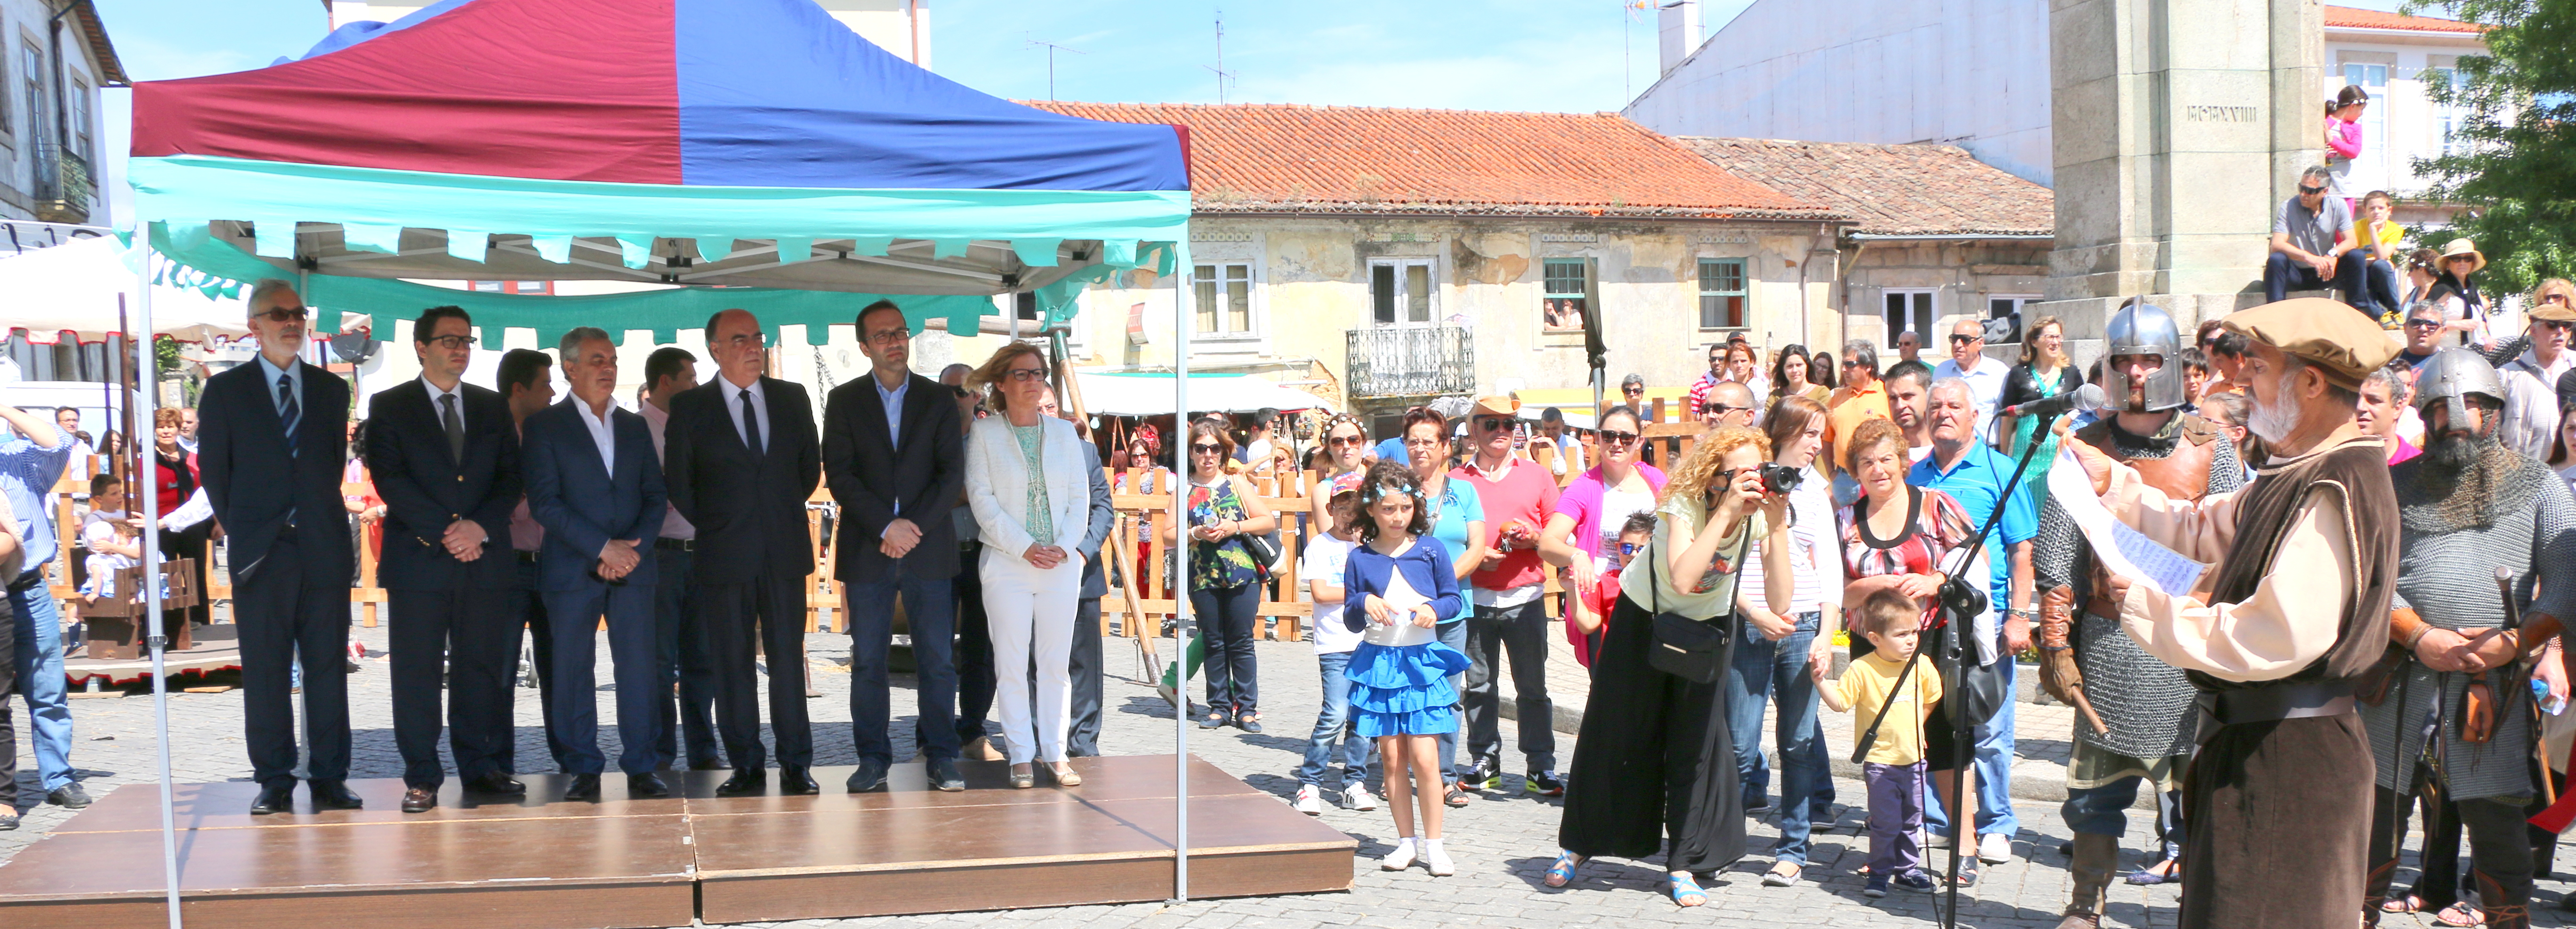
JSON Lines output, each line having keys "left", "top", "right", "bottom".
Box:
{"left": 1075, "top": 372, "right": 1333, "bottom": 417}
{"left": 126, "top": 0, "right": 1192, "bottom": 342}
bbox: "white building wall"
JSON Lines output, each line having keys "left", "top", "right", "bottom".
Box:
{"left": 2322, "top": 31, "right": 2485, "bottom": 199}
{"left": 1625, "top": 0, "right": 2055, "bottom": 185}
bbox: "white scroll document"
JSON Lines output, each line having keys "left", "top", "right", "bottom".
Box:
{"left": 2045, "top": 448, "right": 2210, "bottom": 598}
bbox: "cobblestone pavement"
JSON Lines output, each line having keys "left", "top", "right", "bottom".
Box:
{"left": 5, "top": 615, "right": 2570, "bottom": 928}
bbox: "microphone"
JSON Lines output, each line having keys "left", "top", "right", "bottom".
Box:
{"left": 2005, "top": 383, "right": 2107, "bottom": 418}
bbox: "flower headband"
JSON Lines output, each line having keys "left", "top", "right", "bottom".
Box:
{"left": 1360, "top": 478, "right": 1423, "bottom": 506}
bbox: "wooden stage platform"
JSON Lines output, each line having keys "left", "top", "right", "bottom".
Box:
{"left": 0, "top": 755, "right": 1355, "bottom": 929}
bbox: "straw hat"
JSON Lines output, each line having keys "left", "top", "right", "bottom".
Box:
{"left": 2439, "top": 238, "right": 2486, "bottom": 274}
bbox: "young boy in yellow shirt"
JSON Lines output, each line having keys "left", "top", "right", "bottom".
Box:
{"left": 1816, "top": 588, "right": 1944, "bottom": 897}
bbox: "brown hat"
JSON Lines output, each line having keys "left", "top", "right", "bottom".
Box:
{"left": 2219, "top": 298, "right": 2402, "bottom": 390}
{"left": 1472, "top": 394, "right": 1521, "bottom": 418}
{"left": 2439, "top": 238, "right": 2487, "bottom": 275}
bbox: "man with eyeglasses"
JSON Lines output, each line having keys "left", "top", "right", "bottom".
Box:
{"left": 823, "top": 300, "right": 970, "bottom": 793}
{"left": 1932, "top": 317, "right": 2009, "bottom": 441}
{"left": 2397, "top": 302, "right": 2447, "bottom": 372}
{"left": 2264, "top": 164, "right": 2369, "bottom": 308}
{"left": 363, "top": 305, "right": 525, "bottom": 812}
{"left": 1823, "top": 339, "right": 1891, "bottom": 479}
{"left": 1685, "top": 343, "right": 1729, "bottom": 421}
{"left": 2497, "top": 296, "right": 2576, "bottom": 459}
{"left": 1450, "top": 394, "right": 1564, "bottom": 796}
{"left": 1895, "top": 330, "right": 1923, "bottom": 365}
{"left": 198, "top": 277, "right": 361, "bottom": 815}
{"left": 1701, "top": 381, "right": 1759, "bottom": 430}
{"left": 664, "top": 309, "right": 823, "bottom": 796}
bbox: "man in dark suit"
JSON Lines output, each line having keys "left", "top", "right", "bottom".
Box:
{"left": 496, "top": 349, "right": 570, "bottom": 777}
{"left": 365, "top": 306, "right": 524, "bottom": 813}
{"left": 197, "top": 278, "right": 361, "bottom": 815}
{"left": 638, "top": 347, "right": 724, "bottom": 772}
{"left": 824, "top": 300, "right": 967, "bottom": 793}
{"left": 522, "top": 328, "right": 668, "bottom": 802}
{"left": 664, "top": 309, "right": 823, "bottom": 796}
{"left": 1037, "top": 386, "right": 1116, "bottom": 757}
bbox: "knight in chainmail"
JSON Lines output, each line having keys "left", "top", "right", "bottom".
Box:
{"left": 2359, "top": 349, "right": 2576, "bottom": 929}
{"left": 2032, "top": 303, "right": 2242, "bottom": 929}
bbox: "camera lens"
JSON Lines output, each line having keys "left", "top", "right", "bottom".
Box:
{"left": 1760, "top": 464, "right": 1804, "bottom": 495}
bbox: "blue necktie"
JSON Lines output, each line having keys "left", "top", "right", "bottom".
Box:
{"left": 278, "top": 374, "right": 300, "bottom": 457}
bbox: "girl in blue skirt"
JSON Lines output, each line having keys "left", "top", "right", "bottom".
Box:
{"left": 1343, "top": 460, "right": 1473, "bottom": 876}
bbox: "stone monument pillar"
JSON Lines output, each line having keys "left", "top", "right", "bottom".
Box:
{"left": 2040, "top": 0, "right": 2322, "bottom": 347}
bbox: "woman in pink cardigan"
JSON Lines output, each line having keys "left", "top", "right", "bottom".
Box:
{"left": 1536, "top": 405, "right": 1666, "bottom": 667}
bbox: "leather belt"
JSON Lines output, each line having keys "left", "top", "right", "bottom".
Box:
{"left": 960, "top": 540, "right": 982, "bottom": 555}
{"left": 2194, "top": 680, "right": 2355, "bottom": 746}
{"left": 2084, "top": 595, "right": 2119, "bottom": 621}
{"left": 516, "top": 550, "right": 540, "bottom": 564}
{"left": 655, "top": 538, "right": 694, "bottom": 552}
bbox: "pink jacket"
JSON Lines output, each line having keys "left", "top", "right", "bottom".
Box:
{"left": 2327, "top": 119, "right": 2363, "bottom": 160}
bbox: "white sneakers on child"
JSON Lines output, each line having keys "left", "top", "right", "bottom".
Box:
{"left": 1293, "top": 785, "right": 1324, "bottom": 816}
{"left": 1343, "top": 784, "right": 1378, "bottom": 811}
{"left": 1380, "top": 839, "right": 1417, "bottom": 871}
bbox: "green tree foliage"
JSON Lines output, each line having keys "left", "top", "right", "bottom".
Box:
{"left": 2409, "top": 0, "right": 2576, "bottom": 295}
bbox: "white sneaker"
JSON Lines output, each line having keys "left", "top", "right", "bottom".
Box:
{"left": 1977, "top": 834, "right": 2016, "bottom": 865}
{"left": 1343, "top": 784, "right": 1378, "bottom": 811}
{"left": 1424, "top": 843, "right": 1456, "bottom": 877}
{"left": 1293, "top": 784, "right": 1323, "bottom": 816}
{"left": 1926, "top": 830, "right": 1952, "bottom": 849}
{"left": 1380, "top": 841, "right": 1417, "bottom": 871}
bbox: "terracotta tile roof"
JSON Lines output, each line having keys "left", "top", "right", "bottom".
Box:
{"left": 1677, "top": 137, "right": 2054, "bottom": 238}
{"left": 2323, "top": 5, "right": 2482, "bottom": 34}
{"left": 1027, "top": 101, "right": 1835, "bottom": 219}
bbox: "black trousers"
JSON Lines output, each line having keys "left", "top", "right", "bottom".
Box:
{"left": 234, "top": 531, "right": 352, "bottom": 787}
{"left": 387, "top": 585, "right": 515, "bottom": 788}
{"left": 507, "top": 556, "right": 568, "bottom": 774}
{"left": 705, "top": 569, "right": 813, "bottom": 770}
{"left": 1464, "top": 599, "right": 1556, "bottom": 773}
{"left": 651, "top": 546, "right": 723, "bottom": 770}
{"left": 2368, "top": 778, "right": 2534, "bottom": 923}
{"left": 1066, "top": 595, "right": 1103, "bottom": 757}
{"left": 953, "top": 549, "right": 995, "bottom": 745}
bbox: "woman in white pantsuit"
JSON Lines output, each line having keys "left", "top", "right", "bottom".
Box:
{"left": 965, "top": 342, "right": 1094, "bottom": 788}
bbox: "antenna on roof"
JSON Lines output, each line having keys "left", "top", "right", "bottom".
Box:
{"left": 1024, "top": 36, "right": 1087, "bottom": 101}
{"left": 1205, "top": 9, "right": 1235, "bottom": 105}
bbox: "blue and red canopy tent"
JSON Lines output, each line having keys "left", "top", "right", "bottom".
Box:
{"left": 113, "top": 0, "right": 1220, "bottom": 914}
{"left": 128, "top": 0, "right": 1193, "bottom": 344}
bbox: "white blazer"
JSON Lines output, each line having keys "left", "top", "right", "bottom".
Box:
{"left": 965, "top": 414, "right": 1094, "bottom": 564}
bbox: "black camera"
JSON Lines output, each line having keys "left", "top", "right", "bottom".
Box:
{"left": 1757, "top": 463, "right": 1804, "bottom": 495}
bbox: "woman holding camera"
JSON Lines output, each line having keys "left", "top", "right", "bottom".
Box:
{"left": 1547, "top": 425, "right": 1792, "bottom": 907}
{"left": 1732, "top": 396, "right": 1842, "bottom": 886}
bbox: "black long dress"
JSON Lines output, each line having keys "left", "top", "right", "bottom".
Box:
{"left": 1556, "top": 593, "right": 1744, "bottom": 873}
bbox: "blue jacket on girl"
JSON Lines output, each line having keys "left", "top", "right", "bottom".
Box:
{"left": 1342, "top": 539, "right": 1471, "bottom": 737}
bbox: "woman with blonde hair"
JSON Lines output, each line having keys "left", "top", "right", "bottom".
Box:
{"left": 1548, "top": 425, "right": 1794, "bottom": 907}
{"left": 964, "top": 342, "right": 1095, "bottom": 788}
{"left": 1997, "top": 315, "right": 2084, "bottom": 513}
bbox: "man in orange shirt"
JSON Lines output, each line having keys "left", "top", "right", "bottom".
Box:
{"left": 1824, "top": 338, "right": 1892, "bottom": 477}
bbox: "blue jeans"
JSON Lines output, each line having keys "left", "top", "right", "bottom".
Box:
{"left": 2262, "top": 248, "right": 2370, "bottom": 306}
{"left": 1924, "top": 658, "right": 2020, "bottom": 841}
{"left": 1435, "top": 619, "right": 1465, "bottom": 781}
{"left": 1727, "top": 611, "right": 1827, "bottom": 864}
{"left": 7, "top": 579, "right": 72, "bottom": 792}
{"left": 1297, "top": 650, "right": 1376, "bottom": 787}
{"left": 847, "top": 568, "right": 961, "bottom": 765}
{"left": 2064, "top": 774, "right": 2185, "bottom": 862}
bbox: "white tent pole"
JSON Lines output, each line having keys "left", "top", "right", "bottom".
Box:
{"left": 133, "top": 256, "right": 185, "bottom": 929}
{"left": 1170, "top": 243, "right": 1191, "bottom": 904}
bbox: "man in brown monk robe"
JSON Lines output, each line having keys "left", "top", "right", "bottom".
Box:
{"left": 2068, "top": 297, "right": 2402, "bottom": 929}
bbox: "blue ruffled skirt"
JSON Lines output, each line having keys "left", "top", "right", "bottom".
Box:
{"left": 1347, "top": 640, "right": 1472, "bottom": 737}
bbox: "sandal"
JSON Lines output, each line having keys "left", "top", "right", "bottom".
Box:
{"left": 2435, "top": 902, "right": 2487, "bottom": 927}
{"left": 2382, "top": 896, "right": 2429, "bottom": 914}
{"left": 1542, "top": 851, "right": 1585, "bottom": 888}
{"left": 1666, "top": 872, "right": 1708, "bottom": 907}
{"left": 2125, "top": 857, "right": 2180, "bottom": 885}
{"left": 1763, "top": 861, "right": 1803, "bottom": 887}
{"left": 1443, "top": 782, "right": 1471, "bottom": 808}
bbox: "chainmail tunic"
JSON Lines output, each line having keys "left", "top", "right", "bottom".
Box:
{"left": 2359, "top": 452, "right": 2576, "bottom": 801}
{"left": 2034, "top": 414, "right": 2243, "bottom": 765}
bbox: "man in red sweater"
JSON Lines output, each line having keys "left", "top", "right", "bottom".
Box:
{"left": 1451, "top": 395, "right": 1565, "bottom": 796}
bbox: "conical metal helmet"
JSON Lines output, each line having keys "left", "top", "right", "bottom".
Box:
{"left": 2413, "top": 347, "right": 2506, "bottom": 433}
{"left": 2101, "top": 300, "right": 2187, "bottom": 412}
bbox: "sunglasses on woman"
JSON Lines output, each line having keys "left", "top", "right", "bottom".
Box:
{"left": 1598, "top": 429, "right": 1640, "bottom": 446}
{"left": 1190, "top": 443, "right": 1222, "bottom": 455}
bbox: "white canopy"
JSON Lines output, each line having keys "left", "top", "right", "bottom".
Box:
{"left": 1075, "top": 371, "right": 1334, "bottom": 417}
{"left": 0, "top": 236, "right": 365, "bottom": 344}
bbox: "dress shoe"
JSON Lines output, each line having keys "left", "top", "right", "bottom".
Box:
{"left": 248, "top": 783, "right": 296, "bottom": 816}
{"left": 779, "top": 766, "right": 819, "bottom": 795}
{"left": 462, "top": 773, "right": 526, "bottom": 796}
{"left": 310, "top": 780, "right": 365, "bottom": 810}
{"left": 626, "top": 773, "right": 670, "bottom": 799}
{"left": 845, "top": 758, "right": 890, "bottom": 793}
{"left": 46, "top": 782, "right": 92, "bottom": 808}
{"left": 715, "top": 769, "right": 767, "bottom": 797}
{"left": 400, "top": 787, "right": 437, "bottom": 814}
{"left": 564, "top": 774, "right": 603, "bottom": 802}
{"left": 926, "top": 757, "right": 966, "bottom": 793}
{"left": 1049, "top": 762, "right": 1083, "bottom": 788}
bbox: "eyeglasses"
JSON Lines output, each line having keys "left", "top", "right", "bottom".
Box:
{"left": 1475, "top": 416, "right": 1513, "bottom": 432}
{"left": 2299, "top": 184, "right": 2327, "bottom": 195}
{"left": 2404, "top": 319, "right": 2444, "bottom": 329}
{"left": 1002, "top": 367, "right": 1048, "bottom": 382}
{"left": 949, "top": 385, "right": 973, "bottom": 399}
{"left": 863, "top": 327, "right": 912, "bottom": 345}
{"left": 1327, "top": 435, "right": 1366, "bottom": 448}
{"left": 1707, "top": 405, "right": 1753, "bottom": 416}
{"left": 1599, "top": 429, "right": 1639, "bottom": 446}
{"left": 2547, "top": 294, "right": 2572, "bottom": 305}
{"left": 425, "top": 334, "right": 476, "bottom": 349}
{"left": 1622, "top": 385, "right": 1645, "bottom": 394}
{"left": 2543, "top": 320, "right": 2576, "bottom": 334}
{"left": 254, "top": 307, "right": 309, "bottom": 322}
{"left": 1948, "top": 334, "right": 1980, "bottom": 345}
{"left": 716, "top": 332, "right": 766, "bottom": 349}
{"left": 1618, "top": 542, "right": 1641, "bottom": 557}
{"left": 1190, "top": 443, "right": 1223, "bottom": 455}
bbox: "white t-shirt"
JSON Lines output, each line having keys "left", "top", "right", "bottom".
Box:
{"left": 1299, "top": 531, "right": 1363, "bottom": 655}
{"left": 1595, "top": 486, "right": 1658, "bottom": 561}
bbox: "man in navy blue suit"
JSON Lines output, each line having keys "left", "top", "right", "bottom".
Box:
{"left": 522, "top": 327, "right": 667, "bottom": 802}
{"left": 365, "top": 305, "right": 523, "bottom": 812}
{"left": 197, "top": 279, "right": 361, "bottom": 816}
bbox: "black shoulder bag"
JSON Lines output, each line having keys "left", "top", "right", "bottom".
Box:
{"left": 1644, "top": 514, "right": 1750, "bottom": 684}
